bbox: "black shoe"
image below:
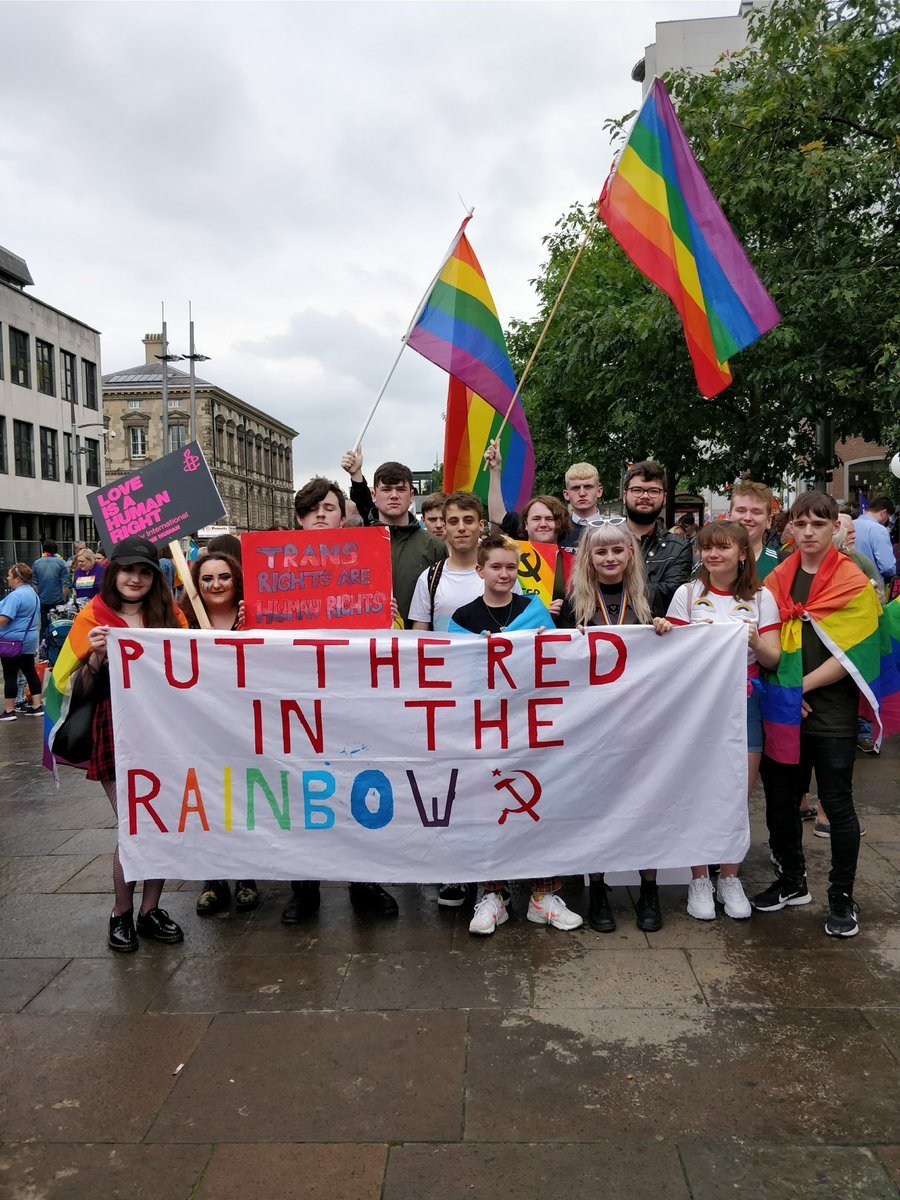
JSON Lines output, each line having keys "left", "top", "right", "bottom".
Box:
{"left": 195, "top": 879, "right": 231, "bottom": 916}
{"left": 136, "top": 906, "right": 184, "bottom": 943}
{"left": 588, "top": 881, "right": 616, "bottom": 933}
{"left": 350, "top": 882, "right": 399, "bottom": 916}
{"left": 635, "top": 882, "right": 662, "bottom": 932}
{"left": 438, "top": 883, "right": 469, "bottom": 908}
{"left": 108, "top": 909, "right": 138, "bottom": 953}
{"left": 281, "top": 881, "right": 320, "bottom": 924}
{"left": 750, "top": 878, "right": 812, "bottom": 912}
{"left": 234, "top": 880, "right": 260, "bottom": 912}
{"left": 825, "top": 890, "right": 860, "bottom": 938}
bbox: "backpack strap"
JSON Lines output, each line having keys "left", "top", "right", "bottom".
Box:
{"left": 427, "top": 559, "right": 446, "bottom": 627}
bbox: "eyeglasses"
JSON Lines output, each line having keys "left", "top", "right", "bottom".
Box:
{"left": 586, "top": 515, "right": 626, "bottom": 526}
{"left": 626, "top": 486, "right": 664, "bottom": 498}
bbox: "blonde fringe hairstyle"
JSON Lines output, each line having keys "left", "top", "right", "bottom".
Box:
{"left": 568, "top": 523, "right": 652, "bottom": 626}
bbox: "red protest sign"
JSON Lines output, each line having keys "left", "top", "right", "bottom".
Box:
{"left": 241, "top": 528, "right": 393, "bottom": 630}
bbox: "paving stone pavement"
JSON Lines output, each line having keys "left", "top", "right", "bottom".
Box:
{"left": 0, "top": 717, "right": 898, "bottom": 1199}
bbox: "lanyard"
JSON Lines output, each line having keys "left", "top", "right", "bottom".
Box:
{"left": 595, "top": 586, "right": 628, "bottom": 626}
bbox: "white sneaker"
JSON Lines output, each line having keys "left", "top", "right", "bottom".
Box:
{"left": 716, "top": 875, "right": 752, "bottom": 919}
{"left": 687, "top": 876, "right": 717, "bottom": 920}
{"left": 468, "top": 891, "right": 508, "bottom": 936}
{"left": 526, "top": 893, "right": 583, "bottom": 931}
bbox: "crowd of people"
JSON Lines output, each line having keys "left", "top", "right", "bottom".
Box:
{"left": 12, "top": 448, "right": 898, "bottom": 953}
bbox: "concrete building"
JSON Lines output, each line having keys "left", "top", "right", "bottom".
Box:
{"left": 0, "top": 244, "right": 104, "bottom": 553}
{"left": 102, "top": 335, "right": 298, "bottom": 532}
{"left": 632, "top": 1, "right": 771, "bottom": 96}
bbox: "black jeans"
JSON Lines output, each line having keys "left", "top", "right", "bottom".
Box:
{"left": 761, "top": 734, "right": 859, "bottom": 894}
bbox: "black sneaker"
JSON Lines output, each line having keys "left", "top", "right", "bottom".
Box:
{"left": 281, "top": 880, "right": 320, "bottom": 923}
{"left": 0, "top": 711, "right": 17, "bottom": 722}
{"left": 438, "top": 883, "right": 468, "bottom": 908}
{"left": 349, "top": 882, "right": 399, "bottom": 916}
{"left": 24, "top": 704, "right": 44, "bottom": 716}
{"left": 588, "top": 881, "right": 616, "bottom": 933}
{"left": 635, "top": 881, "right": 662, "bottom": 932}
{"left": 234, "top": 880, "right": 260, "bottom": 912}
{"left": 195, "top": 879, "right": 231, "bottom": 916}
{"left": 825, "top": 891, "right": 860, "bottom": 938}
{"left": 750, "top": 879, "right": 812, "bottom": 911}
{"left": 135, "top": 906, "right": 184, "bottom": 943}
{"left": 108, "top": 909, "right": 138, "bottom": 953}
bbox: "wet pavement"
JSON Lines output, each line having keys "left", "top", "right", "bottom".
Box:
{"left": 1, "top": 717, "right": 898, "bottom": 1199}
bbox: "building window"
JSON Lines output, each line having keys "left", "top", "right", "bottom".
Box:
{"left": 13, "top": 420, "right": 34, "bottom": 476}
{"left": 128, "top": 398, "right": 144, "bottom": 410}
{"left": 40, "top": 426, "right": 59, "bottom": 480}
{"left": 36, "top": 339, "right": 55, "bottom": 396}
{"left": 227, "top": 431, "right": 235, "bottom": 464}
{"left": 130, "top": 427, "right": 147, "bottom": 459}
{"left": 169, "top": 425, "right": 187, "bottom": 452}
{"left": 61, "top": 351, "right": 77, "bottom": 403}
{"left": 0, "top": 323, "right": 5, "bottom": 379}
{"left": 0, "top": 416, "right": 7, "bottom": 473}
{"left": 84, "top": 438, "right": 101, "bottom": 487}
{"left": 168, "top": 398, "right": 181, "bottom": 409}
{"left": 83, "top": 360, "right": 98, "bottom": 409}
{"left": 64, "top": 433, "right": 73, "bottom": 482}
{"left": 9, "top": 328, "right": 30, "bottom": 388}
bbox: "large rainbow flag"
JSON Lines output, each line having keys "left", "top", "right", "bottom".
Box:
{"left": 598, "top": 77, "right": 779, "bottom": 398}
{"left": 760, "top": 549, "right": 899, "bottom": 763}
{"left": 407, "top": 217, "right": 534, "bottom": 512}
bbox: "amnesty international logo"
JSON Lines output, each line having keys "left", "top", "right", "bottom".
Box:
{"left": 182, "top": 447, "right": 201, "bottom": 473}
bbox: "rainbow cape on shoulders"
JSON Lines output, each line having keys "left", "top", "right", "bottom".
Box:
{"left": 43, "top": 596, "right": 122, "bottom": 772}
{"left": 760, "top": 547, "right": 897, "bottom": 763}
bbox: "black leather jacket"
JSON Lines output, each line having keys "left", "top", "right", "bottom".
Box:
{"left": 637, "top": 522, "right": 693, "bottom": 617}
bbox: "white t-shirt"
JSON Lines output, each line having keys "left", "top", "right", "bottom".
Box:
{"left": 665, "top": 581, "right": 780, "bottom": 667}
{"left": 408, "top": 564, "right": 521, "bottom": 631}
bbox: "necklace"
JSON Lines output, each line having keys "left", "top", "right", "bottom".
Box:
{"left": 485, "top": 598, "right": 515, "bottom": 632}
{"left": 596, "top": 584, "right": 628, "bottom": 626}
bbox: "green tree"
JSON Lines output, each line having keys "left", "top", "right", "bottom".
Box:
{"left": 510, "top": 0, "right": 900, "bottom": 506}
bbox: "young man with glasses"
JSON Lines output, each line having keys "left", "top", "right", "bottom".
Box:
{"left": 622, "top": 462, "right": 693, "bottom": 617}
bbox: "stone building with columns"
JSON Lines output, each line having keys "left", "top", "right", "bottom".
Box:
{"left": 102, "top": 334, "right": 297, "bottom": 531}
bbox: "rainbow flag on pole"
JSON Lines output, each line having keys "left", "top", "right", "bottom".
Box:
{"left": 407, "top": 217, "right": 534, "bottom": 511}
{"left": 598, "top": 77, "right": 779, "bottom": 398}
{"left": 760, "top": 549, "right": 899, "bottom": 763}
{"left": 442, "top": 377, "right": 532, "bottom": 511}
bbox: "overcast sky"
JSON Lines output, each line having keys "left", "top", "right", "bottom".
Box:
{"left": 1, "top": 0, "right": 735, "bottom": 489}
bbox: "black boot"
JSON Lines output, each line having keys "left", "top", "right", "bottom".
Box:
{"left": 108, "top": 909, "right": 138, "bottom": 953}
{"left": 281, "top": 880, "right": 321, "bottom": 924}
{"left": 635, "top": 880, "right": 662, "bottom": 932}
{"left": 588, "top": 881, "right": 616, "bottom": 932}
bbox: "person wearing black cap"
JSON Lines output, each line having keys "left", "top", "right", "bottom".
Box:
{"left": 58, "top": 536, "right": 191, "bottom": 953}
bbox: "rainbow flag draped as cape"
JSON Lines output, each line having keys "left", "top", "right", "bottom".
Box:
{"left": 447, "top": 593, "right": 553, "bottom": 636}
{"left": 759, "top": 548, "right": 898, "bottom": 763}
{"left": 598, "top": 77, "right": 780, "bottom": 398}
{"left": 43, "top": 596, "right": 121, "bottom": 771}
{"left": 407, "top": 217, "right": 534, "bottom": 512}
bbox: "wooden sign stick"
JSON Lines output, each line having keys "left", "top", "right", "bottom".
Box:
{"left": 168, "top": 539, "right": 210, "bottom": 629}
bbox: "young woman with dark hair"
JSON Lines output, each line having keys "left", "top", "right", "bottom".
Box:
{"left": 65, "top": 536, "right": 188, "bottom": 952}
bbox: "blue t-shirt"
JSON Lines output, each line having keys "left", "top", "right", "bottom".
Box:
{"left": 0, "top": 586, "right": 41, "bottom": 653}
{"left": 31, "top": 555, "right": 69, "bottom": 604}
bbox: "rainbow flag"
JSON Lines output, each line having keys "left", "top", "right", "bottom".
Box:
{"left": 43, "top": 596, "right": 114, "bottom": 771}
{"left": 407, "top": 217, "right": 534, "bottom": 511}
{"left": 598, "top": 77, "right": 779, "bottom": 398}
{"left": 760, "top": 549, "right": 896, "bottom": 763}
{"left": 443, "top": 377, "right": 533, "bottom": 512}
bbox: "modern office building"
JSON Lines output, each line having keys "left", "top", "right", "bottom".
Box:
{"left": 632, "top": 1, "right": 771, "bottom": 96}
{"left": 102, "top": 335, "right": 298, "bottom": 531}
{"left": 0, "top": 244, "right": 103, "bottom": 550}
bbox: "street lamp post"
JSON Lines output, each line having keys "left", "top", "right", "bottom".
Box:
{"left": 156, "top": 304, "right": 183, "bottom": 457}
{"left": 184, "top": 303, "right": 210, "bottom": 445}
{"left": 69, "top": 420, "right": 109, "bottom": 545}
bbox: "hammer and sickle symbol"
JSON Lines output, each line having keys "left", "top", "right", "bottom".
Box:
{"left": 518, "top": 550, "right": 543, "bottom": 584}
{"left": 495, "top": 770, "right": 543, "bottom": 824}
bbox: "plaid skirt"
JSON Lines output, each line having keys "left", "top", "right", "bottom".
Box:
{"left": 86, "top": 695, "right": 116, "bottom": 783}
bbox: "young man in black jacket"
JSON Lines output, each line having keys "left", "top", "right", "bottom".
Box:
{"left": 622, "top": 461, "right": 693, "bottom": 618}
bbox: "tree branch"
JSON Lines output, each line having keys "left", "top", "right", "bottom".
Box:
{"left": 820, "top": 114, "right": 893, "bottom": 142}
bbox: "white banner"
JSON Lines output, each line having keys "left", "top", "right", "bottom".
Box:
{"left": 110, "top": 625, "right": 750, "bottom": 883}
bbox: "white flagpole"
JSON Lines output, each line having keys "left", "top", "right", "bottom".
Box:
{"left": 352, "top": 209, "right": 474, "bottom": 450}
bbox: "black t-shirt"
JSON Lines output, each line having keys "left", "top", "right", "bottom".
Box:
{"left": 557, "top": 583, "right": 645, "bottom": 629}
{"left": 792, "top": 567, "right": 859, "bottom": 737}
{"left": 451, "top": 594, "right": 534, "bottom": 635}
